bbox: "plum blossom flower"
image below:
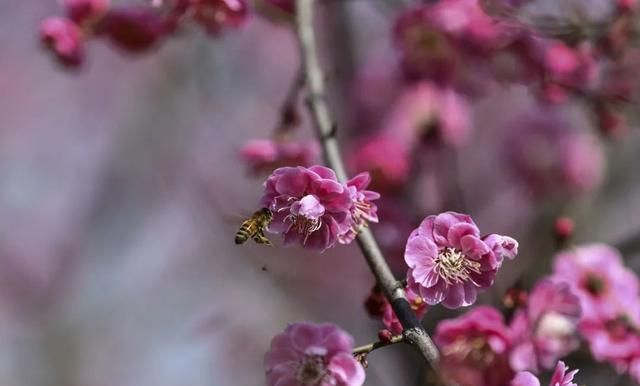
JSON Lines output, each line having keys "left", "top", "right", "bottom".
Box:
{"left": 578, "top": 294, "right": 640, "bottom": 372}
{"left": 382, "top": 287, "right": 427, "bottom": 335}
{"left": 338, "top": 173, "right": 380, "bottom": 244}
{"left": 97, "top": 8, "right": 166, "bottom": 53}
{"left": 509, "top": 279, "right": 581, "bottom": 373}
{"left": 265, "top": 322, "right": 365, "bottom": 386}
{"left": 404, "top": 212, "right": 517, "bottom": 308}
{"left": 39, "top": 17, "right": 85, "bottom": 68}
{"left": 261, "top": 166, "right": 352, "bottom": 252}
{"left": 436, "top": 306, "right": 514, "bottom": 386}
{"left": 504, "top": 109, "right": 604, "bottom": 196}
{"left": 551, "top": 244, "right": 639, "bottom": 321}
{"left": 260, "top": 166, "right": 379, "bottom": 252}
{"left": 510, "top": 361, "right": 579, "bottom": 386}
{"left": 381, "top": 83, "right": 472, "bottom": 148}
{"left": 348, "top": 135, "right": 410, "bottom": 193}
{"left": 63, "top": 0, "right": 109, "bottom": 24}
{"left": 240, "top": 139, "right": 319, "bottom": 175}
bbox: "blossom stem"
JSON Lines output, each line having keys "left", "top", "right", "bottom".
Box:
{"left": 293, "top": 0, "right": 448, "bottom": 384}
{"left": 352, "top": 335, "right": 405, "bottom": 355}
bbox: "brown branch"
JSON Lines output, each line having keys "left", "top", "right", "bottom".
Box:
{"left": 353, "top": 334, "right": 404, "bottom": 356}
{"left": 293, "top": 0, "right": 448, "bottom": 383}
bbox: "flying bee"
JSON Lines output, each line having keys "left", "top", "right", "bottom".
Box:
{"left": 235, "top": 208, "right": 273, "bottom": 246}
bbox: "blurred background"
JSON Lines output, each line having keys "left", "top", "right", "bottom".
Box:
{"left": 2, "top": 1, "right": 640, "bottom": 385}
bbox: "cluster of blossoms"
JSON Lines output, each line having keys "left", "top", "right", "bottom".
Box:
{"left": 259, "top": 166, "right": 379, "bottom": 252}
{"left": 552, "top": 244, "right": 640, "bottom": 381}
{"left": 40, "top": 0, "right": 247, "bottom": 68}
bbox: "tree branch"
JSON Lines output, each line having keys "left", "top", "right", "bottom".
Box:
{"left": 353, "top": 334, "right": 404, "bottom": 356}
{"left": 293, "top": 0, "right": 447, "bottom": 383}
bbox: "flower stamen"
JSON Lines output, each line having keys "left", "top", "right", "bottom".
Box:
{"left": 434, "top": 247, "right": 481, "bottom": 285}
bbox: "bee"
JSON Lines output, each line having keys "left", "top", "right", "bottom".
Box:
{"left": 235, "top": 208, "right": 273, "bottom": 246}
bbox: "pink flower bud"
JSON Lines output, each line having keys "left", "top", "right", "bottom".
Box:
{"left": 39, "top": 17, "right": 85, "bottom": 68}
{"left": 553, "top": 216, "right": 574, "bottom": 243}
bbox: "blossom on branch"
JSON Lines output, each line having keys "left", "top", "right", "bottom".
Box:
{"left": 265, "top": 322, "right": 365, "bottom": 386}
{"left": 404, "top": 211, "right": 518, "bottom": 308}
{"left": 39, "top": 17, "right": 85, "bottom": 68}
{"left": 510, "top": 361, "right": 579, "bottom": 386}
{"left": 260, "top": 166, "right": 379, "bottom": 252}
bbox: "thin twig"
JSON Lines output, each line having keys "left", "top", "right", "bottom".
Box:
{"left": 273, "top": 65, "right": 305, "bottom": 137}
{"left": 293, "top": 0, "right": 447, "bottom": 383}
{"left": 353, "top": 335, "right": 405, "bottom": 356}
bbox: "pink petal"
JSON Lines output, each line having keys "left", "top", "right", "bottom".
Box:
{"left": 308, "top": 165, "right": 338, "bottom": 180}
{"left": 275, "top": 168, "right": 310, "bottom": 197}
{"left": 460, "top": 235, "right": 491, "bottom": 260}
{"left": 510, "top": 372, "right": 540, "bottom": 386}
{"left": 346, "top": 172, "right": 371, "bottom": 190}
{"left": 404, "top": 235, "right": 438, "bottom": 268}
{"left": 328, "top": 353, "right": 366, "bottom": 386}
{"left": 447, "top": 222, "right": 479, "bottom": 248}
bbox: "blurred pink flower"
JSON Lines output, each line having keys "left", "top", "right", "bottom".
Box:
{"left": 542, "top": 42, "right": 597, "bottom": 103}
{"left": 240, "top": 139, "right": 319, "bottom": 175}
{"left": 260, "top": 166, "right": 351, "bottom": 252}
{"left": 98, "top": 8, "right": 166, "bottom": 52}
{"left": 63, "top": 0, "right": 109, "bottom": 24}
{"left": 338, "top": 173, "right": 380, "bottom": 244}
{"left": 265, "top": 322, "right": 365, "bottom": 386}
{"left": 436, "top": 306, "right": 514, "bottom": 386}
{"left": 39, "top": 17, "right": 85, "bottom": 68}
{"left": 382, "top": 287, "right": 427, "bottom": 334}
{"left": 510, "top": 361, "right": 579, "bottom": 386}
{"left": 509, "top": 279, "right": 581, "bottom": 373}
{"left": 348, "top": 135, "right": 410, "bottom": 193}
{"left": 504, "top": 109, "right": 604, "bottom": 196}
{"left": 405, "top": 212, "right": 517, "bottom": 309}
{"left": 191, "top": 0, "right": 248, "bottom": 35}
{"left": 551, "top": 244, "right": 638, "bottom": 321}
{"left": 579, "top": 295, "right": 640, "bottom": 372}
{"left": 381, "top": 83, "right": 472, "bottom": 148}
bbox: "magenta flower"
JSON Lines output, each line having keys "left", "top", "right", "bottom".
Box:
{"left": 63, "top": 0, "right": 109, "bottom": 24}
{"left": 404, "top": 211, "right": 517, "bottom": 308}
{"left": 436, "top": 306, "right": 514, "bottom": 386}
{"left": 381, "top": 83, "right": 472, "bottom": 148}
{"left": 382, "top": 287, "right": 427, "bottom": 335}
{"left": 348, "top": 135, "right": 411, "bottom": 193}
{"left": 240, "top": 139, "right": 319, "bottom": 175}
{"left": 39, "top": 17, "right": 85, "bottom": 68}
{"left": 578, "top": 296, "right": 640, "bottom": 372}
{"left": 98, "top": 8, "right": 166, "bottom": 53}
{"left": 551, "top": 244, "right": 639, "bottom": 321}
{"left": 510, "top": 361, "right": 579, "bottom": 386}
{"left": 265, "top": 322, "right": 365, "bottom": 386}
{"left": 338, "top": 173, "right": 380, "bottom": 244}
{"left": 260, "top": 166, "right": 352, "bottom": 252}
{"left": 509, "top": 279, "right": 581, "bottom": 373}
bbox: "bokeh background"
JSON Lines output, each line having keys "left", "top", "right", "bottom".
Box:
{"left": 2, "top": 1, "right": 640, "bottom": 385}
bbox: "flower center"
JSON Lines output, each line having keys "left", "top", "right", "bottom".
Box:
{"left": 282, "top": 195, "right": 324, "bottom": 243}
{"left": 583, "top": 273, "right": 606, "bottom": 296}
{"left": 434, "top": 247, "right": 481, "bottom": 285}
{"left": 296, "top": 355, "right": 329, "bottom": 386}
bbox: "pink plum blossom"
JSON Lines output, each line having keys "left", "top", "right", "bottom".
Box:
{"left": 338, "top": 173, "right": 380, "bottom": 244}
{"left": 260, "top": 166, "right": 379, "bottom": 252}
{"left": 504, "top": 109, "right": 604, "bottom": 197}
{"left": 240, "top": 139, "right": 319, "bottom": 175}
{"left": 551, "top": 244, "right": 639, "bottom": 321}
{"left": 436, "top": 306, "right": 514, "bottom": 386}
{"left": 348, "top": 135, "right": 411, "bottom": 193}
{"left": 381, "top": 83, "right": 472, "bottom": 148}
{"left": 97, "top": 8, "right": 166, "bottom": 52}
{"left": 265, "top": 322, "right": 365, "bottom": 386}
{"left": 404, "top": 211, "right": 517, "bottom": 308}
{"left": 509, "top": 279, "right": 581, "bottom": 373}
{"left": 39, "top": 17, "right": 85, "bottom": 68}
{"left": 510, "top": 361, "right": 579, "bottom": 386}
{"left": 381, "top": 287, "right": 427, "bottom": 335}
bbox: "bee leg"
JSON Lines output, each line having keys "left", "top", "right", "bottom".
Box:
{"left": 253, "top": 230, "right": 272, "bottom": 246}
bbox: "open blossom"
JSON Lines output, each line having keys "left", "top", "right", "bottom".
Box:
{"left": 260, "top": 166, "right": 379, "bottom": 252}
{"left": 504, "top": 109, "right": 604, "bottom": 196}
{"left": 265, "top": 322, "right": 365, "bottom": 386}
{"left": 551, "top": 244, "right": 639, "bottom": 321}
{"left": 509, "top": 279, "right": 581, "bottom": 373}
{"left": 39, "top": 17, "right": 85, "bottom": 68}
{"left": 405, "top": 212, "right": 517, "bottom": 308}
{"left": 436, "top": 306, "right": 514, "bottom": 386}
{"left": 240, "top": 139, "right": 319, "bottom": 175}
{"left": 381, "top": 83, "right": 472, "bottom": 148}
{"left": 510, "top": 361, "right": 579, "bottom": 386}
{"left": 382, "top": 287, "right": 427, "bottom": 334}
